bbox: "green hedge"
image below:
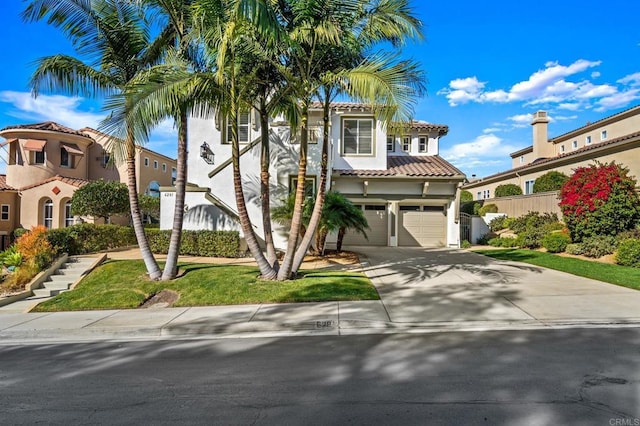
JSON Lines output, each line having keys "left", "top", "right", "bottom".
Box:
{"left": 46, "top": 224, "right": 137, "bottom": 255}
{"left": 615, "top": 239, "right": 640, "bottom": 267}
{"left": 145, "top": 229, "right": 240, "bottom": 258}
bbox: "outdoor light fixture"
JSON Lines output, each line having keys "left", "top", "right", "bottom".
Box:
{"left": 200, "top": 142, "right": 215, "bottom": 164}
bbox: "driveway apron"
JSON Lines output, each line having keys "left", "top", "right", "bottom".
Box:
{"left": 355, "top": 247, "right": 640, "bottom": 325}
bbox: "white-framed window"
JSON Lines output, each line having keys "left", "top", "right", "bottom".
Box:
{"left": 418, "top": 136, "right": 428, "bottom": 153}
{"left": 483, "top": 189, "right": 490, "bottom": 199}
{"left": 586, "top": 135, "right": 592, "bottom": 145}
{"left": 171, "top": 167, "right": 177, "bottom": 185}
{"left": 64, "top": 201, "right": 74, "bottom": 227}
{"left": 226, "top": 111, "right": 251, "bottom": 144}
{"left": 560, "top": 144, "right": 565, "bottom": 153}
{"left": 162, "top": 163, "right": 167, "bottom": 173}
{"left": 402, "top": 137, "right": 411, "bottom": 152}
{"left": 153, "top": 160, "right": 158, "bottom": 169}
{"left": 144, "top": 157, "right": 149, "bottom": 167}
{"left": 519, "top": 155, "right": 525, "bottom": 164}
{"left": 43, "top": 199, "right": 53, "bottom": 229}
{"left": 572, "top": 140, "right": 578, "bottom": 149}
{"left": 289, "top": 175, "right": 316, "bottom": 197}
{"left": 0, "top": 204, "right": 9, "bottom": 221}
{"left": 601, "top": 130, "right": 607, "bottom": 140}
{"left": 476, "top": 191, "right": 482, "bottom": 200}
{"left": 101, "top": 151, "right": 110, "bottom": 168}
{"left": 342, "top": 118, "right": 373, "bottom": 155}
{"left": 386, "top": 135, "right": 395, "bottom": 152}
{"left": 34, "top": 150, "right": 45, "bottom": 165}
{"left": 524, "top": 179, "right": 535, "bottom": 195}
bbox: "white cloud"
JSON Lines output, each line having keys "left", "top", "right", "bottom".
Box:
{"left": 595, "top": 89, "right": 640, "bottom": 111}
{"left": 507, "top": 114, "right": 531, "bottom": 124}
{"left": 0, "top": 91, "right": 104, "bottom": 128}
{"left": 618, "top": 72, "right": 640, "bottom": 86}
{"left": 441, "top": 134, "right": 519, "bottom": 162}
{"left": 438, "top": 59, "right": 638, "bottom": 111}
{"left": 482, "top": 127, "right": 501, "bottom": 133}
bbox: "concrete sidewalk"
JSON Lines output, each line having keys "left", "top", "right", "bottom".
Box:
{"left": 1, "top": 247, "right": 639, "bottom": 343}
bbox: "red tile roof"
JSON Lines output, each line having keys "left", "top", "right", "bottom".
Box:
{"left": 1, "top": 121, "right": 92, "bottom": 139}
{"left": 466, "top": 130, "right": 640, "bottom": 185}
{"left": 18, "top": 175, "right": 90, "bottom": 191}
{"left": 0, "top": 175, "right": 16, "bottom": 191}
{"left": 334, "top": 155, "right": 465, "bottom": 178}
{"left": 390, "top": 120, "right": 448, "bottom": 134}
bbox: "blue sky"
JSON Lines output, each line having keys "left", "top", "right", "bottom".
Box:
{"left": 1, "top": 0, "right": 639, "bottom": 178}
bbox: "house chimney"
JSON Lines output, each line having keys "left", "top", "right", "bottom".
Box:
{"left": 531, "top": 111, "right": 552, "bottom": 159}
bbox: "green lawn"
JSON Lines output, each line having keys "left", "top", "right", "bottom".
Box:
{"left": 33, "top": 260, "right": 379, "bottom": 312}
{"left": 474, "top": 249, "right": 640, "bottom": 291}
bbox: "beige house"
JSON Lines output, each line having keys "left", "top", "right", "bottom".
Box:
{"left": 463, "top": 106, "right": 640, "bottom": 204}
{"left": 0, "top": 121, "right": 176, "bottom": 237}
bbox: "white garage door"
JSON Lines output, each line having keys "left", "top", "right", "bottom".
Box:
{"left": 343, "top": 205, "right": 387, "bottom": 246}
{"left": 399, "top": 210, "right": 446, "bottom": 247}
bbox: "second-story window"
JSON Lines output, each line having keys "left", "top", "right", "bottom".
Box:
{"left": 226, "top": 111, "right": 251, "bottom": 144}
{"left": 153, "top": 160, "right": 158, "bottom": 170}
{"left": 162, "top": 163, "right": 167, "bottom": 173}
{"left": 572, "top": 140, "right": 578, "bottom": 149}
{"left": 144, "top": 157, "right": 149, "bottom": 167}
{"left": 586, "top": 135, "right": 592, "bottom": 145}
{"left": 402, "top": 137, "right": 411, "bottom": 152}
{"left": 60, "top": 147, "right": 70, "bottom": 167}
{"left": 342, "top": 118, "right": 373, "bottom": 155}
{"left": 1, "top": 205, "right": 9, "bottom": 221}
{"left": 418, "top": 136, "right": 428, "bottom": 153}
{"left": 386, "top": 135, "right": 395, "bottom": 152}
{"left": 601, "top": 130, "right": 607, "bottom": 140}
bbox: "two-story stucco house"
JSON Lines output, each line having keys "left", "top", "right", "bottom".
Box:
{"left": 0, "top": 121, "right": 176, "bottom": 247}
{"left": 463, "top": 105, "right": 640, "bottom": 201}
{"left": 159, "top": 102, "right": 466, "bottom": 249}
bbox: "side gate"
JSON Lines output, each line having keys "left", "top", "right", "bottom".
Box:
{"left": 459, "top": 212, "right": 472, "bottom": 244}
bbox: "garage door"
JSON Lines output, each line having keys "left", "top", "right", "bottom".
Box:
{"left": 343, "top": 205, "right": 387, "bottom": 246}
{"left": 398, "top": 210, "right": 446, "bottom": 247}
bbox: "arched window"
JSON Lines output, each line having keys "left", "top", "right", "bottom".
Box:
{"left": 43, "top": 198, "right": 53, "bottom": 229}
{"left": 64, "top": 201, "right": 74, "bottom": 227}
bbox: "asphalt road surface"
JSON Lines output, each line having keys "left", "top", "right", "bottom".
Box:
{"left": 1, "top": 328, "right": 639, "bottom": 425}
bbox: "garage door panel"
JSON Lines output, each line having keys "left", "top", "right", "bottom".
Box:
{"left": 399, "top": 211, "right": 445, "bottom": 247}
{"left": 343, "top": 209, "right": 387, "bottom": 246}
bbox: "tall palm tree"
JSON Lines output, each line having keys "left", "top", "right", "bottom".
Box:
{"left": 23, "top": 0, "right": 164, "bottom": 279}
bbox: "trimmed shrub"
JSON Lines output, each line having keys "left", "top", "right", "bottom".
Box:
{"left": 488, "top": 237, "right": 519, "bottom": 248}
{"left": 616, "top": 228, "right": 640, "bottom": 243}
{"left": 509, "top": 212, "right": 559, "bottom": 234}
{"left": 495, "top": 184, "right": 523, "bottom": 197}
{"left": 578, "top": 235, "right": 618, "bottom": 258}
{"left": 145, "top": 229, "right": 240, "bottom": 258}
{"left": 461, "top": 201, "right": 481, "bottom": 215}
{"left": 542, "top": 232, "right": 571, "bottom": 253}
{"left": 560, "top": 162, "right": 640, "bottom": 242}
{"left": 460, "top": 190, "right": 473, "bottom": 203}
{"left": 533, "top": 171, "right": 569, "bottom": 193}
{"left": 615, "top": 239, "right": 640, "bottom": 267}
{"left": 489, "top": 215, "right": 509, "bottom": 232}
{"left": 565, "top": 244, "right": 584, "bottom": 256}
{"left": 46, "top": 224, "right": 137, "bottom": 255}
{"left": 460, "top": 240, "right": 472, "bottom": 249}
{"left": 478, "top": 204, "right": 498, "bottom": 216}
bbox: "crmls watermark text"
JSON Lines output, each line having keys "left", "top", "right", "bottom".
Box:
{"left": 609, "top": 418, "right": 640, "bottom": 426}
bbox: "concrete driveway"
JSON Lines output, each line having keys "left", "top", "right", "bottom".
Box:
{"left": 355, "top": 247, "right": 640, "bottom": 325}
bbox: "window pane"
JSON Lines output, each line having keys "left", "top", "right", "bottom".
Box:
{"left": 359, "top": 121, "right": 373, "bottom": 154}
{"left": 239, "top": 112, "right": 250, "bottom": 126}
{"left": 343, "top": 120, "right": 358, "bottom": 154}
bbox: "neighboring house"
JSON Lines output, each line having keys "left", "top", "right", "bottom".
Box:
{"left": 160, "top": 102, "right": 466, "bottom": 249}
{"left": 0, "top": 122, "right": 176, "bottom": 240}
{"left": 463, "top": 106, "right": 640, "bottom": 201}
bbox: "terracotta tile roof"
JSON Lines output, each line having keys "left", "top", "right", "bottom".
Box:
{"left": 466, "top": 130, "right": 640, "bottom": 185}
{"left": 334, "top": 155, "right": 465, "bottom": 178}
{"left": 18, "top": 175, "right": 90, "bottom": 191}
{"left": 0, "top": 175, "right": 16, "bottom": 191}
{"left": 310, "top": 101, "right": 371, "bottom": 111}
{"left": 1, "top": 121, "right": 92, "bottom": 139}
{"left": 389, "top": 120, "right": 448, "bottom": 134}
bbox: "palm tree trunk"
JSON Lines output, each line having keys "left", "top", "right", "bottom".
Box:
{"left": 259, "top": 106, "right": 278, "bottom": 269}
{"left": 337, "top": 227, "right": 346, "bottom": 252}
{"left": 290, "top": 98, "right": 330, "bottom": 274}
{"left": 229, "top": 78, "right": 277, "bottom": 280}
{"left": 126, "top": 127, "right": 161, "bottom": 280}
{"left": 277, "top": 103, "right": 310, "bottom": 280}
{"left": 161, "top": 109, "right": 188, "bottom": 280}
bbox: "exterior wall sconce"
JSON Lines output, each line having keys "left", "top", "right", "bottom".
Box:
{"left": 200, "top": 142, "right": 215, "bottom": 164}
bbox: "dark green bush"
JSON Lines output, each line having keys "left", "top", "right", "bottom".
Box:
{"left": 460, "top": 240, "right": 472, "bottom": 249}
{"left": 615, "top": 239, "right": 640, "bottom": 267}
{"left": 461, "top": 201, "right": 481, "bottom": 215}
{"left": 46, "top": 224, "right": 137, "bottom": 255}
{"left": 495, "top": 184, "right": 523, "bottom": 197}
{"left": 509, "top": 212, "right": 559, "bottom": 234}
{"left": 488, "top": 237, "right": 519, "bottom": 247}
{"left": 145, "top": 229, "right": 240, "bottom": 258}
{"left": 478, "top": 204, "right": 498, "bottom": 216}
{"left": 533, "top": 171, "right": 569, "bottom": 193}
{"left": 616, "top": 228, "right": 640, "bottom": 242}
{"left": 542, "top": 232, "right": 571, "bottom": 253}
{"left": 460, "top": 190, "right": 473, "bottom": 203}
{"left": 578, "top": 235, "right": 618, "bottom": 258}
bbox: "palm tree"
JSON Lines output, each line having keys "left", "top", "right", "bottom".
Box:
{"left": 317, "top": 191, "right": 369, "bottom": 254}
{"left": 23, "top": 0, "right": 164, "bottom": 279}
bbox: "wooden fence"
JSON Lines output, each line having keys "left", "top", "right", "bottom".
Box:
{"left": 485, "top": 191, "right": 562, "bottom": 218}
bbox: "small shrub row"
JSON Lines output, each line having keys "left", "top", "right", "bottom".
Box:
{"left": 46, "top": 224, "right": 137, "bottom": 255}
{"left": 542, "top": 232, "right": 571, "bottom": 253}
{"left": 488, "top": 237, "right": 519, "bottom": 248}
{"left": 615, "top": 239, "right": 640, "bottom": 267}
{"left": 145, "top": 229, "right": 240, "bottom": 258}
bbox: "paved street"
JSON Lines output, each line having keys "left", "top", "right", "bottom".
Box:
{"left": 1, "top": 328, "right": 639, "bottom": 425}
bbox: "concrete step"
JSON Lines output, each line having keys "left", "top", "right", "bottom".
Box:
{"left": 45, "top": 275, "right": 77, "bottom": 285}
{"left": 42, "top": 281, "right": 72, "bottom": 291}
{"left": 32, "top": 288, "right": 63, "bottom": 298}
